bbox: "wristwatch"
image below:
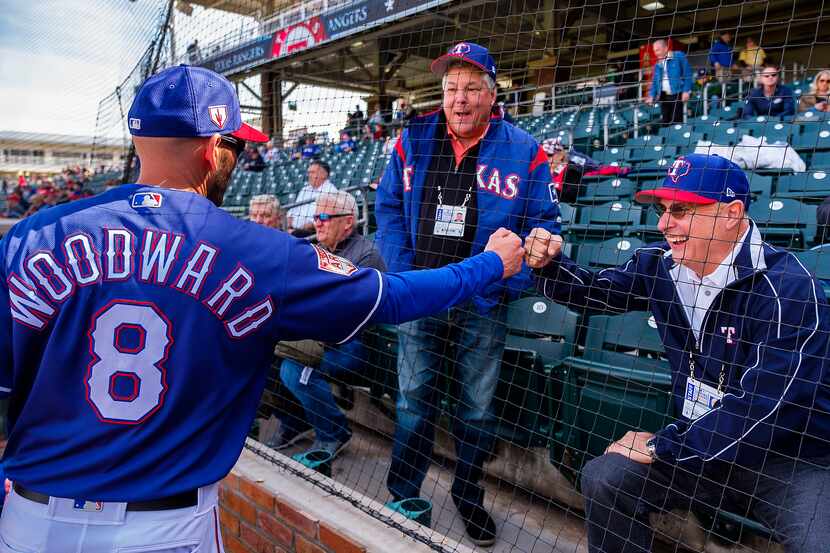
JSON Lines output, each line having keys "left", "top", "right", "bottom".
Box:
{"left": 645, "top": 437, "right": 657, "bottom": 459}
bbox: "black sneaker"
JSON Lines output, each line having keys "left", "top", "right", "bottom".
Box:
{"left": 265, "top": 427, "right": 313, "bottom": 450}
{"left": 454, "top": 500, "right": 497, "bottom": 547}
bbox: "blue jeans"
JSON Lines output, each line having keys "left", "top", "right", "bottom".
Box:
{"left": 387, "top": 303, "right": 507, "bottom": 508}
{"left": 581, "top": 452, "right": 830, "bottom": 552}
{"left": 279, "top": 339, "right": 367, "bottom": 443}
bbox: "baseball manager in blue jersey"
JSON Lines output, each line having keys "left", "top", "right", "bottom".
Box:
{"left": 526, "top": 153, "right": 830, "bottom": 552}
{"left": 0, "top": 65, "right": 528, "bottom": 552}
{"left": 375, "top": 42, "right": 561, "bottom": 545}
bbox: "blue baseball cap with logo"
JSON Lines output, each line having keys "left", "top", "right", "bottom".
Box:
{"left": 635, "top": 153, "right": 751, "bottom": 208}
{"left": 431, "top": 42, "right": 497, "bottom": 83}
{"left": 127, "top": 65, "right": 268, "bottom": 142}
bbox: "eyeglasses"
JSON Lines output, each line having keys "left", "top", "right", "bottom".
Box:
{"left": 220, "top": 135, "right": 246, "bottom": 158}
{"left": 313, "top": 213, "right": 351, "bottom": 223}
{"left": 443, "top": 86, "right": 485, "bottom": 98}
{"left": 652, "top": 203, "right": 697, "bottom": 219}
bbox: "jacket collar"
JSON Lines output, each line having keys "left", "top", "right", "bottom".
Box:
{"left": 661, "top": 219, "right": 766, "bottom": 281}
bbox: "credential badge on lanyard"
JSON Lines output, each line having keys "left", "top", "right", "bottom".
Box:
{"left": 433, "top": 185, "right": 472, "bottom": 238}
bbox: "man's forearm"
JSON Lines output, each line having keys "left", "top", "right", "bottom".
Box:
{"left": 371, "top": 252, "right": 503, "bottom": 324}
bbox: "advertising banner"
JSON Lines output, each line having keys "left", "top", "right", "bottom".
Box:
{"left": 201, "top": 35, "right": 274, "bottom": 75}
{"left": 273, "top": 17, "right": 328, "bottom": 58}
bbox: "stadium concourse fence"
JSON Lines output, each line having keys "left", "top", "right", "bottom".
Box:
{"left": 65, "top": 1, "right": 830, "bottom": 552}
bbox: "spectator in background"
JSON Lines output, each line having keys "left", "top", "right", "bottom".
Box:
{"left": 301, "top": 136, "right": 321, "bottom": 160}
{"left": 709, "top": 30, "right": 735, "bottom": 81}
{"left": 375, "top": 42, "right": 561, "bottom": 547}
{"left": 367, "top": 106, "right": 385, "bottom": 127}
{"left": 272, "top": 191, "right": 385, "bottom": 458}
{"left": 743, "top": 63, "right": 795, "bottom": 119}
{"left": 799, "top": 70, "right": 830, "bottom": 113}
{"left": 262, "top": 140, "right": 281, "bottom": 163}
{"left": 542, "top": 138, "right": 630, "bottom": 204}
{"left": 646, "top": 39, "right": 693, "bottom": 125}
{"left": 287, "top": 160, "right": 337, "bottom": 237}
{"left": 738, "top": 37, "right": 766, "bottom": 84}
{"left": 394, "top": 97, "right": 416, "bottom": 123}
{"left": 527, "top": 153, "right": 830, "bottom": 553}
{"left": 382, "top": 128, "right": 401, "bottom": 156}
{"left": 371, "top": 122, "right": 387, "bottom": 142}
{"left": 186, "top": 40, "right": 201, "bottom": 64}
{"left": 336, "top": 131, "right": 356, "bottom": 154}
{"left": 240, "top": 146, "right": 267, "bottom": 172}
{"left": 248, "top": 194, "right": 283, "bottom": 230}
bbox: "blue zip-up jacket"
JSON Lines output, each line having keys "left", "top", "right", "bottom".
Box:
{"left": 534, "top": 222, "right": 830, "bottom": 471}
{"left": 376, "top": 110, "right": 562, "bottom": 313}
{"left": 648, "top": 51, "right": 693, "bottom": 98}
{"left": 742, "top": 85, "right": 796, "bottom": 119}
{"left": 709, "top": 39, "right": 733, "bottom": 68}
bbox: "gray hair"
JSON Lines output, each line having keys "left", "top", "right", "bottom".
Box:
{"left": 317, "top": 190, "right": 358, "bottom": 220}
{"left": 249, "top": 194, "right": 280, "bottom": 214}
{"left": 441, "top": 60, "right": 496, "bottom": 91}
{"left": 653, "top": 39, "right": 668, "bottom": 49}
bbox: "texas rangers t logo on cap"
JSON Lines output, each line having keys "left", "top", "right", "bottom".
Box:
{"left": 451, "top": 43, "right": 471, "bottom": 55}
{"left": 208, "top": 105, "right": 228, "bottom": 129}
{"left": 668, "top": 158, "right": 692, "bottom": 183}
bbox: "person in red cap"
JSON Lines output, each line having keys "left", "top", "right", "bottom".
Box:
{"left": 0, "top": 64, "right": 528, "bottom": 551}
{"left": 525, "top": 153, "right": 830, "bottom": 552}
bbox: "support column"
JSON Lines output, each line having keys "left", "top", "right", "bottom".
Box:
{"left": 260, "top": 70, "right": 284, "bottom": 146}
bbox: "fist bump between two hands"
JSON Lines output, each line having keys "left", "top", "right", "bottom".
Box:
{"left": 484, "top": 227, "right": 564, "bottom": 279}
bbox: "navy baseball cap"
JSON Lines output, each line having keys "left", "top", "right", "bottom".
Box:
{"left": 128, "top": 65, "right": 268, "bottom": 143}
{"left": 635, "top": 154, "right": 750, "bottom": 208}
{"left": 431, "top": 42, "right": 497, "bottom": 83}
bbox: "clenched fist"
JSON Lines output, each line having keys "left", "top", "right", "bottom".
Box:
{"left": 484, "top": 227, "right": 525, "bottom": 279}
{"left": 524, "top": 227, "right": 563, "bottom": 269}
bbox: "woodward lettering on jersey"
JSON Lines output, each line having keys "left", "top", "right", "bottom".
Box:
{"left": 8, "top": 227, "right": 272, "bottom": 339}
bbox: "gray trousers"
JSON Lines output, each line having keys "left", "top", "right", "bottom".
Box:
{"left": 581, "top": 452, "right": 830, "bottom": 552}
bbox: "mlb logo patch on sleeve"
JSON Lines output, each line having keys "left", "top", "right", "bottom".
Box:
{"left": 312, "top": 244, "right": 358, "bottom": 276}
{"left": 131, "top": 192, "right": 163, "bottom": 209}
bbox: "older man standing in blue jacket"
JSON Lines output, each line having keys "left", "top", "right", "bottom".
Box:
{"left": 647, "top": 39, "right": 693, "bottom": 125}
{"left": 375, "top": 42, "right": 561, "bottom": 546}
{"left": 526, "top": 153, "right": 830, "bottom": 552}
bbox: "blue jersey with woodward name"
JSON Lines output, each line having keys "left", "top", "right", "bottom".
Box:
{"left": 0, "top": 184, "right": 389, "bottom": 501}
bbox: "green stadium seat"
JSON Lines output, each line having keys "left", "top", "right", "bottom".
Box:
{"left": 575, "top": 237, "right": 644, "bottom": 270}
{"left": 627, "top": 145, "right": 678, "bottom": 164}
{"left": 577, "top": 178, "right": 636, "bottom": 203}
{"left": 810, "top": 152, "right": 830, "bottom": 170}
{"left": 749, "top": 198, "right": 817, "bottom": 248}
{"left": 774, "top": 171, "right": 830, "bottom": 202}
{"left": 794, "top": 246, "right": 830, "bottom": 298}
{"left": 746, "top": 173, "right": 773, "bottom": 198}
{"left": 792, "top": 126, "right": 830, "bottom": 152}
{"left": 592, "top": 147, "right": 628, "bottom": 165}
{"left": 568, "top": 201, "right": 643, "bottom": 240}
{"left": 664, "top": 131, "right": 704, "bottom": 148}
{"left": 558, "top": 311, "right": 673, "bottom": 474}
{"left": 709, "top": 124, "right": 742, "bottom": 145}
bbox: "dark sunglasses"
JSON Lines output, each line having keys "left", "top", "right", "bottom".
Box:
{"left": 652, "top": 203, "right": 697, "bottom": 219}
{"left": 313, "top": 213, "right": 351, "bottom": 223}
{"left": 220, "top": 135, "right": 246, "bottom": 158}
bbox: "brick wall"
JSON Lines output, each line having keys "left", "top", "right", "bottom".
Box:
{"left": 219, "top": 472, "right": 367, "bottom": 553}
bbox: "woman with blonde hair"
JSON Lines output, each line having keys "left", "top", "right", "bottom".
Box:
{"left": 799, "top": 70, "right": 830, "bottom": 112}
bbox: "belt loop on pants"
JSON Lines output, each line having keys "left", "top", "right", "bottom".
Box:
{"left": 13, "top": 483, "right": 199, "bottom": 511}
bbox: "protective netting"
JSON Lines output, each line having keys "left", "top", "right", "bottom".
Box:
{"left": 6, "top": 1, "right": 830, "bottom": 552}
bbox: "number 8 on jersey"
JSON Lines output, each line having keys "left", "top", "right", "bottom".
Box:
{"left": 86, "top": 300, "right": 172, "bottom": 424}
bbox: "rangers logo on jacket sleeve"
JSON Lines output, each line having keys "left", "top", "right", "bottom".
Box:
{"left": 313, "top": 244, "right": 358, "bottom": 276}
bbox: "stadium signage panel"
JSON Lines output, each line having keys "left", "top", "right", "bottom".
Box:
{"left": 203, "top": 35, "right": 274, "bottom": 74}
{"left": 273, "top": 17, "right": 328, "bottom": 58}
{"left": 323, "top": 0, "right": 451, "bottom": 39}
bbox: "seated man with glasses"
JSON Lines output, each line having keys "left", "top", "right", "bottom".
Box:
{"left": 742, "top": 63, "right": 795, "bottom": 119}
{"left": 270, "top": 191, "right": 385, "bottom": 459}
{"left": 525, "top": 153, "right": 830, "bottom": 552}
